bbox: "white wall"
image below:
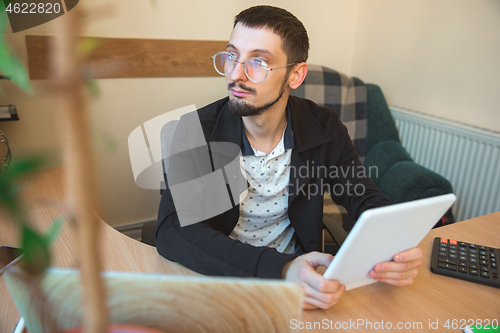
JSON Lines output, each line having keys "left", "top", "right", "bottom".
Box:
{"left": 350, "top": 0, "right": 500, "bottom": 133}
{"left": 0, "top": 0, "right": 358, "bottom": 226}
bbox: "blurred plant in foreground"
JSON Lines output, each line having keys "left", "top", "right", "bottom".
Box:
{"left": 0, "top": 156, "right": 63, "bottom": 276}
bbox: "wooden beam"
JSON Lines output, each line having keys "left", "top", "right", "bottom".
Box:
{"left": 26, "top": 35, "right": 227, "bottom": 79}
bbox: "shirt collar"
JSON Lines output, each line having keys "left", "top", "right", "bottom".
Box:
{"left": 241, "top": 105, "right": 295, "bottom": 156}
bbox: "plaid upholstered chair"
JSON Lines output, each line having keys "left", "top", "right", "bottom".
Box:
{"left": 290, "top": 65, "right": 453, "bottom": 253}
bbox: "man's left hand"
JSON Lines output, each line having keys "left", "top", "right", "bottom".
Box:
{"left": 369, "top": 247, "right": 423, "bottom": 286}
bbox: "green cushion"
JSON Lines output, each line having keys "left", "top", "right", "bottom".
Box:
{"left": 377, "top": 161, "right": 453, "bottom": 204}
{"left": 363, "top": 83, "right": 453, "bottom": 205}
{"left": 364, "top": 140, "right": 413, "bottom": 187}
{"left": 366, "top": 84, "right": 400, "bottom": 151}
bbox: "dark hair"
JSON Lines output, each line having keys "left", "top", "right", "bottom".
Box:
{"left": 234, "top": 5, "right": 309, "bottom": 64}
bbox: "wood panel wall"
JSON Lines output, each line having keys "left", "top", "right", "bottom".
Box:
{"left": 26, "top": 35, "right": 228, "bottom": 79}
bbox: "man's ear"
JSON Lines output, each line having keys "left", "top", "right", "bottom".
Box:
{"left": 288, "top": 63, "right": 308, "bottom": 90}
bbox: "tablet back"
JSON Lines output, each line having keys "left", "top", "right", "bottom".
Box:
{"left": 323, "top": 194, "right": 456, "bottom": 290}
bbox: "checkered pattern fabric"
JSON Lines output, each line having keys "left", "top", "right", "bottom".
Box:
{"left": 291, "top": 65, "right": 368, "bottom": 235}
{"left": 290, "top": 65, "right": 368, "bottom": 163}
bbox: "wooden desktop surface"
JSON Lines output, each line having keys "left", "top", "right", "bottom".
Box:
{"left": 1, "top": 168, "right": 499, "bottom": 332}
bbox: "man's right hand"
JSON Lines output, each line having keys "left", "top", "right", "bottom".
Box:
{"left": 282, "top": 251, "right": 345, "bottom": 310}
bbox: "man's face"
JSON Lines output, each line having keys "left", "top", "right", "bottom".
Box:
{"left": 226, "top": 23, "right": 291, "bottom": 117}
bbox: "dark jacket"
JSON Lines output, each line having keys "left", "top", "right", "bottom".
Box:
{"left": 156, "top": 96, "right": 390, "bottom": 279}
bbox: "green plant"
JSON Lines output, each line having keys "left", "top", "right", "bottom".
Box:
{"left": 0, "top": 10, "right": 32, "bottom": 93}
{"left": 0, "top": 156, "right": 63, "bottom": 276}
{"left": 0, "top": 5, "right": 64, "bottom": 276}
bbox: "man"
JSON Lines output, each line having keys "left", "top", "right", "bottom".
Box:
{"left": 156, "top": 5, "right": 422, "bottom": 310}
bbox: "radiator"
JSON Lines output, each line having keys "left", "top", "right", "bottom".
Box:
{"left": 390, "top": 106, "right": 500, "bottom": 222}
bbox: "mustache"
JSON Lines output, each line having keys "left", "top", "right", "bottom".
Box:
{"left": 227, "top": 82, "right": 256, "bottom": 94}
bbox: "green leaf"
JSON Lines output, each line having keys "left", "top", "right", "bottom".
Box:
{"left": 0, "top": 172, "right": 22, "bottom": 217}
{"left": 43, "top": 217, "right": 64, "bottom": 245}
{"left": 78, "top": 37, "right": 103, "bottom": 58}
{"left": 93, "top": 128, "right": 118, "bottom": 153}
{"left": 0, "top": 11, "right": 33, "bottom": 94}
{"left": 85, "top": 79, "right": 100, "bottom": 98}
{"left": 0, "top": 156, "right": 44, "bottom": 222}
{"left": 20, "top": 224, "right": 51, "bottom": 276}
{"left": 6, "top": 155, "right": 45, "bottom": 178}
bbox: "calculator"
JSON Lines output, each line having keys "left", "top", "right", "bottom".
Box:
{"left": 430, "top": 237, "right": 499, "bottom": 288}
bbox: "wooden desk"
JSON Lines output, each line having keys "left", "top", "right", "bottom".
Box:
{"left": 0, "top": 168, "right": 195, "bottom": 333}
{"left": 1, "top": 168, "right": 499, "bottom": 333}
{"left": 302, "top": 212, "right": 500, "bottom": 332}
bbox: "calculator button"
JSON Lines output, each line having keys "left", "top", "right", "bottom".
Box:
{"left": 437, "top": 263, "right": 456, "bottom": 271}
{"left": 449, "top": 249, "right": 457, "bottom": 255}
{"left": 438, "top": 251, "right": 447, "bottom": 257}
{"left": 449, "top": 245, "right": 457, "bottom": 251}
{"left": 469, "top": 264, "right": 478, "bottom": 270}
{"left": 449, "top": 254, "right": 457, "bottom": 260}
{"left": 468, "top": 249, "right": 477, "bottom": 254}
{"left": 459, "top": 262, "right": 468, "bottom": 268}
{"left": 470, "top": 258, "right": 478, "bottom": 264}
{"left": 468, "top": 244, "right": 477, "bottom": 249}
{"left": 440, "top": 238, "right": 448, "bottom": 244}
{"left": 459, "top": 256, "right": 467, "bottom": 262}
{"left": 470, "top": 269, "right": 479, "bottom": 275}
{"left": 480, "top": 260, "right": 488, "bottom": 266}
{"left": 480, "top": 271, "right": 490, "bottom": 278}
{"left": 458, "top": 267, "right": 467, "bottom": 273}
{"left": 450, "top": 240, "right": 457, "bottom": 245}
{"left": 491, "top": 253, "right": 496, "bottom": 258}
{"left": 459, "top": 247, "right": 467, "bottom": 252}
{"left": 459, "top": 251, "right": 467, "bottom": 256}
{"left": 469, "top": 253, "right": 477, "bottom": 259}
{"left": 480, "top": 255, "right": 487, "bottom": 260}
{"left": 459, "top": 242, "right": 467, "bottom": 247}
{"left": 479, "top": 246, "right": 487, "bottom": 251}
{"left": 438, "top": 258, "right": 457, "bottom": 265}
{"left": 492, "top": 263, "right": 497, "bottom": 269}
{"left": 479, "top": 251, "right": 487, "bottom": 256}
{"left": 491, "top": 258, "right": 496, "bottom": 263}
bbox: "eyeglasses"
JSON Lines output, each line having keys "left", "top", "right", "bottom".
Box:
{"left": 211, "top": 51, "right": 296, "bottom": 83}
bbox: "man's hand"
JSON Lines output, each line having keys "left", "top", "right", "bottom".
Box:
{"left": 369, "top": 247, "right": 423, "bottom": 286}
{"left": 282, "top": 251, "right": 345, "bottom": 310}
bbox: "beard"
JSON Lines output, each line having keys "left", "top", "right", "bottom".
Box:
{"left": 227, "top": 77, "right": 288, "bottom": 117}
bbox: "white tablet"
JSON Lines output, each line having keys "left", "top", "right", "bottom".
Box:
{"left": 323, "top": 193, "right": 456, "bottom": 290}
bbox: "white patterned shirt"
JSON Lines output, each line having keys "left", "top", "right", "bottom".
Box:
{"left": 229, "top": 115, "right": 301, "bottom": 254}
